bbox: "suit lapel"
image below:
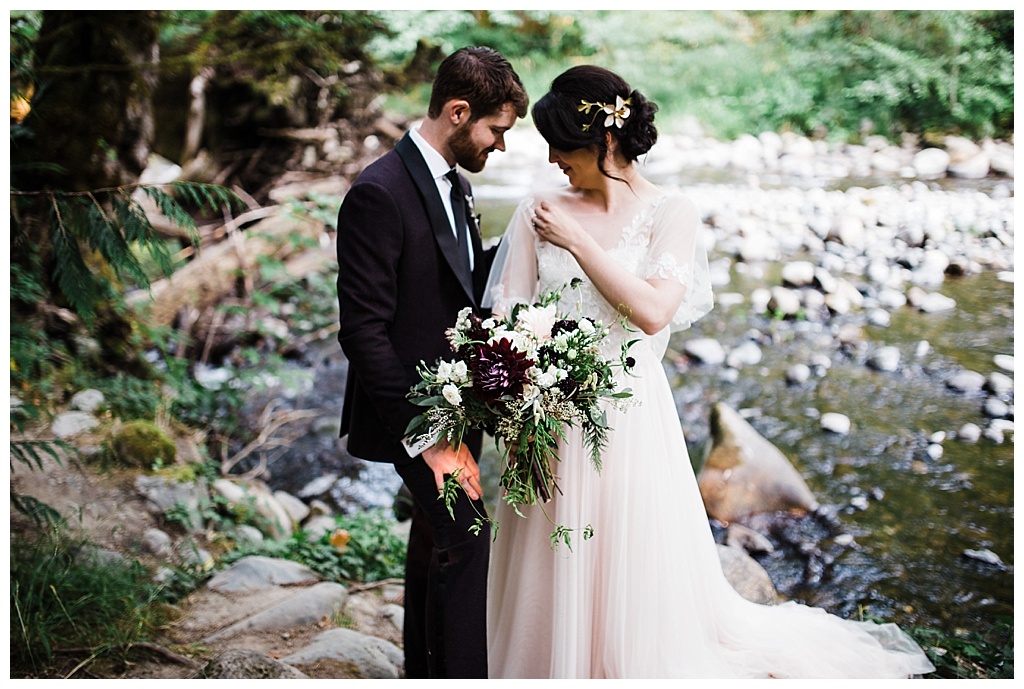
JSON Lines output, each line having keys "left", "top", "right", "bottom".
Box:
{"left": 396, "top": 134, "right": 476, "bottom": 304}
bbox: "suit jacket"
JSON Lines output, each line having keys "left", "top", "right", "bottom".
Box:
{"left": 336, "top": 133, "right": 494, "bottom": 463}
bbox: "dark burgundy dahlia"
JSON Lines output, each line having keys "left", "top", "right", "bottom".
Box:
{"left": 469, "top": 338, "right": 534, "bottom": 403}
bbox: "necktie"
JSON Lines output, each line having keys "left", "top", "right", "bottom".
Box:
{"left": 445, "top": 169, "right": 472, "bottom": 275}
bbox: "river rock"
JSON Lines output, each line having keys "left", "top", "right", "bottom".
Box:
{"left": 213, "top": 478, "right": 293, "bottom": 540}
{"left": 913, "top": 147, "right": 951, "bottom": 178}
{"left": 984, "top": 372, "right": 1014, "bottom": 397}
{"left": 717, "top": 544, "right": 780, "bottom": 606}
{"left": 205, "top": 582, "right": 349, "bottom": 642}
{"left": 207, "top": 555, "right": 320, "bottom": 593}
{"left": 877, "top": 287, "right": 907, "bottom": 309}
{"left": 684, "top": 338, "right": 727, "bottom": 366}
{"left": 956, "top": 423, "right": 982, "bottom": 443}
{"left": 198, "top": 649, "right": 308, "bottom": 679}
{"left": 984, "top": 140, "right": 1014, "bottom": 177}
{"left": 946, "top": 370, "right": 986, "bottom": 394}
{"left": 767, "top": 286, "right": 802, "bottom": 317}
{"left": 786, "top": 364, "right": 811, "bottom": 386}
{"left": 962, "top": 548, "right": 1005, "bottom": 567}
{"left": 915, "top": 290, "right": 957, "bottom": 313}
{"left": 726, "top": 341, "right": 763, "bottom": 368}
{"left": 280, "top": 628, "right": 404, "bottom": 679}
{"left": 867, "top": 346, "right": 901, "bottom": 372}
{"left": 992, "top": 354, "right": 1014, "bottom": 373}
{"left": 948, "top": 151, "right": 991, "bottom": 179}
{"left": 142, "top": 528, "right": 174, "bottom": 558}
{"left": 135, "top": 475, "right": 209, "bottom": 533}
{"left": 983, "top": 397, "right": 1010, "bottom": 419}
{"left": 866, "top": 308, "right": 891, "bottom": 327}
{"left": 820, "top": 412, "right": 851, "bottom": 435}
{"left": 70, "top": 389, "right": 105, "bottom": 413}
{"left": 781, "top": 260, "right": 816, "bottom": 287}
{"left": 274, "top": 490, "right": 311, "bottom": 524}
{"left": 697, "top": 403, "right": 819, "bottom": 522}
{"left": 725, "top": 523, "right": 775, "bottom": 554}
{"left": 51, "top": 411, "right": 100, "bottom": 438}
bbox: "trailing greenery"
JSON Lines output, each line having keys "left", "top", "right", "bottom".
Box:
{"left": 911, "top": 617, "right": 1014, "bottom": 679}
{"left": 224, "top": 509, "right": 407, "bottom": 583}
{"left": 9, "top": 530, "right": 176, "bottom": 678}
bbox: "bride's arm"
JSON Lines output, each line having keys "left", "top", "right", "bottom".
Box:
{"left": 533, "top": 200, "right": 688, "bottom": 335}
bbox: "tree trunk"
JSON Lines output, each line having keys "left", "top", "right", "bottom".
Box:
{"left": 11, "top": 11, "right": 163, "bottom": 378}
{"left": 19, "top": 10, "right": 160, "bottom": 192}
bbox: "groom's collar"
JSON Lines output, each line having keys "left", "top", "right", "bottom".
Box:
{"left": 409, "top": 127, "right": 455, "bottom": 181}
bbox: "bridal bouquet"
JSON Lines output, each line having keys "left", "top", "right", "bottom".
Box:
{"left": 405, "top": 279, "right": 637, "bottom": 548}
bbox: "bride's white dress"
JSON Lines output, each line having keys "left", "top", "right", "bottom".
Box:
{"left": 483, "top": 189, "right": 935, "bottom": 679}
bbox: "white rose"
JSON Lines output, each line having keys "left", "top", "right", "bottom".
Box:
{"left": 516, "top": 304, "right": 557, "bottom": 341}
{"left": 567, "top": 348, "right": 577, "bottom": 360}
{"left": 482, "top": 318, "right": 496, "bottom": 329}
{"left": 579, "top": 318, "right": 595, "bottom": 335}
{"left": 442, "top": 384, "right": 462, "bottom": 406}
{"left": 490, "top": 329, "right": 532, "bottom": 355}
{"left": 436, "top": 361, "right": 453, "bottom": 383}
{"left": 536, "top": 370, "right": 557, "bottom": 388}
{"left": 452, "top": 360, "right": 469, "bottom": 383}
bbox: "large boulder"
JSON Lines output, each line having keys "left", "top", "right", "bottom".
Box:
{"left": 698, "top": 403, "right": 819, "bottom": 522}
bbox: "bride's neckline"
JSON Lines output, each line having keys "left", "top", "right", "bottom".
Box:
{"left": 549, "top": 187, "right": 669, "bottom": 217}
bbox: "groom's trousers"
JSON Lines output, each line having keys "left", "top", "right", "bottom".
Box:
{"left": 395, "top": 454, "right": 490, "bottom": 678}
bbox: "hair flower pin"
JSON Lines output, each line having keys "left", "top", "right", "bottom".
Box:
{"left": 579, "top": 95, "right": 632, "bottom": 131}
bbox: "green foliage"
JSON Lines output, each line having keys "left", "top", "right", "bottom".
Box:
{"left": 9, "top": 530, "right": 174, "bottom": 678}
{"left": 369, "top": 10, "right": 1013, "bottom": 142}
{"left": 11, "top": 182, "right": 240, "bottom": 325}
{"left": 224, "top": 509, "right": 407, "bottom": 583}
{"left": 911, "top": 617, "right": 1013, "bottom": 679}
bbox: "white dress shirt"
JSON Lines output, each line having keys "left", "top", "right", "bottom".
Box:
{"left": 402, "top": 128, "right": 476, "bottom": 457}
{"left": 409, "top": 127, "right": 475, "bottom": 271}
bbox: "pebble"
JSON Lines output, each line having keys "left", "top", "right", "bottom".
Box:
{"left": 957, "top": 423, "right": 982, "bottom": 443}
{"left": 983, "top": 397, "right": 1010, "bottom": 419}
{"left": 946, "top": 370, "right": 987, "bottom": 394}
{"left": 963, "top": 548, "right": 1004, "bottom": 567}
{"left": 820, "top": 412, "right": 851, "bottom": 435}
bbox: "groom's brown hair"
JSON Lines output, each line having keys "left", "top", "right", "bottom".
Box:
{"left": 427, "top": 46, "right": 528, "bottom": 121}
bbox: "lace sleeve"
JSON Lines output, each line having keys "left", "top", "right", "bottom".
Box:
{"left": 642, "top": 193, "right": 714, "bottom": 331}
{"left": 482, "top": 197, "right": 538, "bottom": 316}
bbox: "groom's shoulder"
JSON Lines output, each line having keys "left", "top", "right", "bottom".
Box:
{"left": 354, "top": 146, "right": 404, "bottom": 184}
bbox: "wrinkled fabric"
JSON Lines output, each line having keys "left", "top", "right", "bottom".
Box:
{"left": 485, "top": 189, "right": 935, "bottom": 679}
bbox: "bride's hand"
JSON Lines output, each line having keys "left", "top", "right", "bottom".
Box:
{"left": 532, "top": 201, "right": 588, "bottom": 253}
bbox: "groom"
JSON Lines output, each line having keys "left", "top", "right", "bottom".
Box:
{"left": 336, "top": 46, "right": 528, "bottom": 678}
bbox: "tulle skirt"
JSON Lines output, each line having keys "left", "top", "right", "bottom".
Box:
{"left": 486, "top": 345, "right": 935, "bottom": 679}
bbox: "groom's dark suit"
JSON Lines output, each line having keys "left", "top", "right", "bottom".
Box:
{"left": 336, "top": 132, "right": 493, "bottom": 678}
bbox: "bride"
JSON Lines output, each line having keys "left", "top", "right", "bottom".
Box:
{"left": 483, "top": 65, "right": 935, "bottom": 679}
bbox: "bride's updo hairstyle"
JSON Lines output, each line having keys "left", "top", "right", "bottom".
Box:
{"left": 532, "top": 65, "right": 658, "bottom": 180}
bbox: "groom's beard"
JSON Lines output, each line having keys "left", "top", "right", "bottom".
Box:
{"left": 449, "top": 122, "right": 491, "bottom": 174}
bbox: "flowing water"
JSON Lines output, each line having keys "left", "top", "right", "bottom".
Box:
{"left": 257, "top": 150, "right": 1012, "bottom": 643}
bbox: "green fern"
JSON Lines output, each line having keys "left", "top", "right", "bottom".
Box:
{"left": 15, "top": 182, "right": 242, "bottom": 322}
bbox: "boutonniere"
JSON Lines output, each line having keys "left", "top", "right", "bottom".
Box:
{"left": 465, "top": 193, "right": 482, "bottom": 234}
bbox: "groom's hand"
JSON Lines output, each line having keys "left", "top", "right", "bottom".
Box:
{"left": 422, "top": 440, "right": 483, "bottom": 501}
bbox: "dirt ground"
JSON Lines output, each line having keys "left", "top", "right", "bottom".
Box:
{"left": 9, "top": 435, "right": 402, "bottom": 679}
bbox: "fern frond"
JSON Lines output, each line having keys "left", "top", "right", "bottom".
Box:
{"left": 49, "top": 195, "right": 99, "bottom": 320}
{"left": 140, "top": 185, "right": 200, "bottom": 242}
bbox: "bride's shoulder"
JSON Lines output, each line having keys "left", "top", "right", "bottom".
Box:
{"left": 653, "top": 187, "right": 698, "bottom": 214}
{"left": 531, "top": 186, "right": 579, "bottom": 206}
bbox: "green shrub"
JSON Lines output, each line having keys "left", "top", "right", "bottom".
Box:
{"left": 110, "top": 420, "right": 176, "bottom": 469}
{"left": 224, "top": 509, "right": 407, "bottom": 583}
